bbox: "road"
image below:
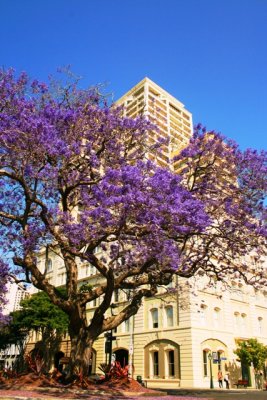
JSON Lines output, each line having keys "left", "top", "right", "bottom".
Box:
{"left": 161, "top": 388, "right": 267, "bottom": 400}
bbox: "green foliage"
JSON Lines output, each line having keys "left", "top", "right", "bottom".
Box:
{"left": 234, "top": 338, "right": 267, "bottom": 371}
{"left": 14, "top": 291, "right": 69, "bottom": 334}
{"left": 0, "top": 291, "right": 69, "bottom": 350}
{"left": 79, "top": 283, "right": 93, "bottom": 293}
{"left": 0, "top": 318, "right": 27, "bottom": 351}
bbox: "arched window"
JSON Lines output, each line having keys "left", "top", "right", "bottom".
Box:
{"left": 258, "top": 317, "right": 263, "bottom": 335}
{"left": 213, "top": 307, "right": 221, "bottom": 328}
{"left": 167, "top": 349, "right": 175, "bottom": 377}
{"left": 145, "top": 340, "right": 180, "bottom": 380}
{"left": 124, "top": 318, "right": 130, "bottom": 333}
{"left": 231, "top": 282, "right": 243, "bottom": 300}
{"left": 241, "top": 313, "right": 247, "bottom": 332}
{"left": 217, "top": 350, "right": 224, "bottom": 371}
{"left": 151, "top": 308, "right": 159, "bottom": 329}
{"left": 200, "top": 304, "right": 207, "bottom": 326}
{"left": 152, "top": 351, "right": 159, "bottom": 376}
{"left": 234, "top": 312, "right": 240, "bottom": 330}
{"left": 165, "top": 306, "right": 174, "bottom": 327}
{"left": 202, "top": 350, "right": 209, "bottom": 377}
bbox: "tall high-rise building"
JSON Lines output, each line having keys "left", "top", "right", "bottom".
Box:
{"left": 116, "top": 77, "right": 193, "bottom": 168}
{"left": 3, "top": 282, "right": 30, "bottom": 315}
{"left": 0, "top": 282, "right": 32, "bottom": 370}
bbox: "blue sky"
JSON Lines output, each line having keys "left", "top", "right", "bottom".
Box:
{"left": 0, "top": 0, "right": 266, "bottom": 150}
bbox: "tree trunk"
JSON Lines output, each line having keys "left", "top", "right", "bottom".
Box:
{"left": 67, "top": 319, "right": 95, "bottom": 379}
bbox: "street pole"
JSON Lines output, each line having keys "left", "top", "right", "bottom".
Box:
{"left": 208, "top": 353, "right": 214, "bottom": 389}
{"left": 108, "top": 330, "right": 112, "bottom": 366}
{"left": 128, "top": 315, "right": 134, "bottom": 378}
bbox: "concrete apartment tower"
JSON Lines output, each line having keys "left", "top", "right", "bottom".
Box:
{"left": 0, "top": 282, "right": 31, "bottom": 369}
{"left": 116, "top": 77, "right": 193, "bottom": 168}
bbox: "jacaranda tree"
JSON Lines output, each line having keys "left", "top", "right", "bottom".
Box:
{"left": 0, "top": 69, "right": 266, "bottom": 378}
{"left": 174, "top": 126, "right": 267, "bottom": 286}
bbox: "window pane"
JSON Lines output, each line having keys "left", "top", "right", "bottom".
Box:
{"left": 166, "top": 306, "right": 174, "bottom": 327}
{"left": 258, "top": 317, "right": 263, "bottom": 335}
{"left": 114, "top": 289, "right": 119, "bottom": 302}
{"left": 241, "top": 314, "right": 247, "bottom": 333}
{"left": 203, "top": 351, "right": 208, "bottom": 376}
{"left": 151, "top": 309, "right": 159, "bottom": 328}
{"left": 153, "top": 351, "right": 159, "bottom": 376}
{"left": 125, "top": 319, "right": 130, "bottom": 332}
{"left": 47, "top": 258, "right": 52, "bottom": 272}
{"left": 217, "top": 352, "right": 222, "bottom": 371}
{"left": 168, "top": 350, "right": 175, "bottom": 376}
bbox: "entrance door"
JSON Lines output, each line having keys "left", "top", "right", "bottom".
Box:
{"left": 54, "top": 351, "right": 65, "bottom": 372}
{"left": 242, "top": 363, "right": 251, "bottom": 386}
{"left": 113, "top": 349, "right": 129, "bottom": 367}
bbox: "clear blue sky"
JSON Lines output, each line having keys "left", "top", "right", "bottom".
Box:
{"left": 0, "top": 0, "right": 266, "bottom": 150}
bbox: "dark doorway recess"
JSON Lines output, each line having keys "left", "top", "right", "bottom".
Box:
{"left": 114, "top": 349, "right": 129, "bottom": 367}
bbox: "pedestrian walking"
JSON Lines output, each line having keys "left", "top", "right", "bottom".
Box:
{"left": 218, "top": 370, "right": 223, "bottom": 388}
{"left": 224, "top": 372, "right": 230, "bottom": 389}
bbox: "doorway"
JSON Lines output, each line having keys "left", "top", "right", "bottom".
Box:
{"left": 54, "top": 351, "right": 65, "bottom": 372}
{"left": 113, "top": 349, "right": 129, "bottom": 367}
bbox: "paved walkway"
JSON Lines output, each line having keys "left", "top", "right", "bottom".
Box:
{"left": 0, "top": 387, "right": 212, "bottom": 400}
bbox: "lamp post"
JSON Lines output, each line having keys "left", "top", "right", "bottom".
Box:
{"left": 104, "top": 303, "right": 117, "bottom": 366}
{"left": 128, "top": 315, "right": 134, "bottom": 377}
{"left": 208, "top": 353, "right": 214, "bottom": 389}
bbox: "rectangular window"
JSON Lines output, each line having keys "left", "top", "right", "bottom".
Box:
{"left": 258, "top": 317, "right": 263, "bottom": 335}
{"left": 85, "top": 264, "right": 90, "bottom": 276}
{"left": 153, "top": 351, "right": 159, "bottom": 376}
{"left": 114, "top": 289, "right": 119, "bottom": 303}
{"left": 124, "top": 319, "right": 130, "bottom": 333}
{"left": 58, "top": 273, "right": 66, "bottom": 285}
{"left": 203, "top": 351, "right": 208, "bottom": 376}
{"left": 217, "top": 352, "right": 222, "bottom": 371}
{"left": 166, "top": 306, "right": 174, "bottom": 327}
{"left": 213, "top": 308, "right": 221, "bottom": 328}
{"left": 151, "top": 309, "right": 159, "bottom": 328}
{"left": 200, "top": 305, "right": 207, "bottom": 326}
{"left": 168, "top": 350, "right": 175, "bottom": 377}
{"left": 90, "top": 265, "right": 96, "bottom": 276}
{"left": 47, "top": 258, "right": 53, "bottom": 272}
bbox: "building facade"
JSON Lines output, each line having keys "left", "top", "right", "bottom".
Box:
{"left": 3, "top": 282, "right": 30, "bottom": 315}
{"left": 26, "top": 78, "right": 267, "bottom": 389}
{"left": 116, "top": 77, "right": 193, "bottom": 169}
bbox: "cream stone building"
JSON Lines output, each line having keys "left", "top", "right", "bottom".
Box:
{"left": 31, "top": 250, "right": 267, "bottom": 389}
{"left": 26, "top": 79, "right": 267, "bottom": 389}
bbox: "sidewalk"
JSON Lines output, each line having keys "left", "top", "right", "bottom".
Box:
{"left": 0, "top": 387, "right": 213, "bottom": 400}
{"left": 1, "top": 385, "right": 263, "bottom": 400}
